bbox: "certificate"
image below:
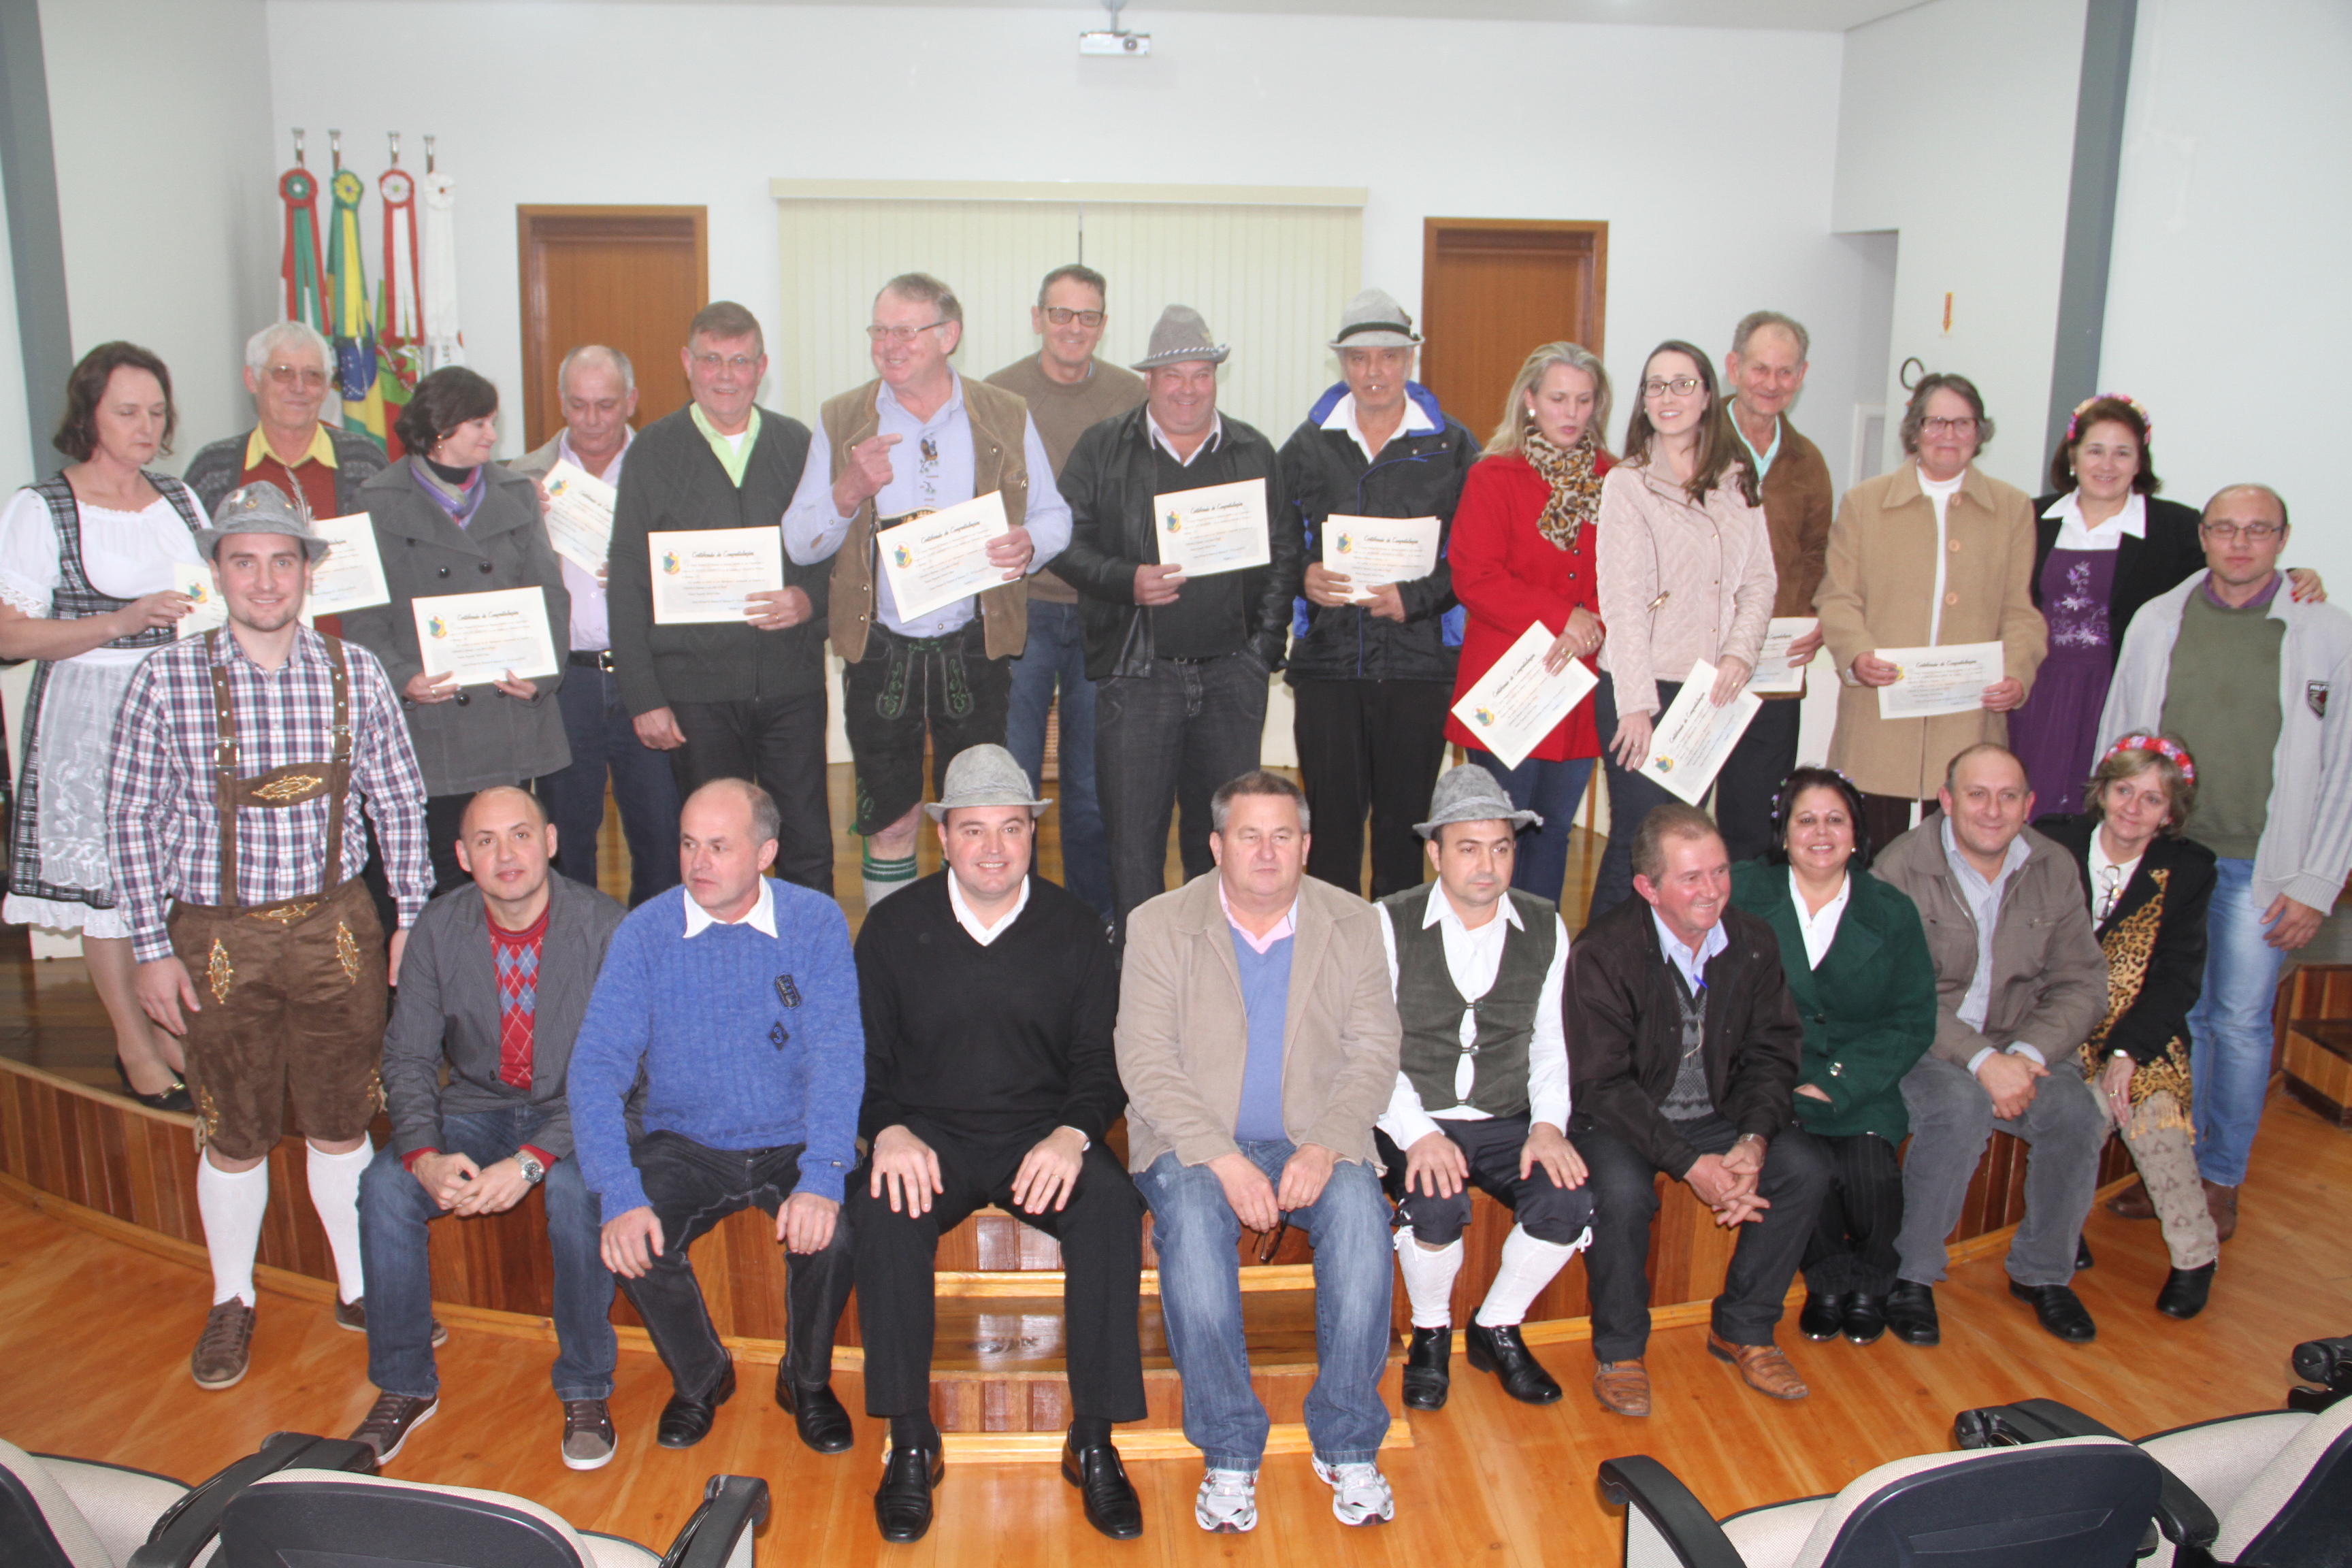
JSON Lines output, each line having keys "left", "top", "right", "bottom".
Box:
{"left": 1877, "top": 641, "right": 2005, "bottom": 719}
{"left": 173, "top": 562, "right": 227, "bottom": 639}
{"left": 1154, "top": 478, "right": 1269, "bottom": 578}
{"left": 1448, "top": 621, "right": 1599, "bottom": 772}
{"left": 1322, "top": 514, "right": 1439, "bottom": 599}
{"left": 875, "top": 491, "right": 1011, "bottom": 622}
{"left": 649, "top": 527, "right": 785, "bottom": 625}
{"left": 412, "top": 588, "right": 559, "bottom": 687}
{"left": 540, "top": 459, "right": 615, "bottom": 574}
{"left": 305, "top": 513, "right": 392, "bottom": 617}
{"left": 1642, "top": 659, "right": 1763, "bottom": 806}
{"left": 1746, "top": 617, "right": 1819, "bottom": 695}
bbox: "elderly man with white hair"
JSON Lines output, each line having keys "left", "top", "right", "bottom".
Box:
{"left": 184, "top": 321, "right": 389, "bottom": 522}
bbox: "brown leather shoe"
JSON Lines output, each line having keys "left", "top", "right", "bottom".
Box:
{"left": 1708, "top": 1330, "right": 1809, "bottom": 1401}
{"left": 191, "top": 1300, "right": 256, "bottom": 1390}
{"left": 2105, "top": 1179, "right": 2157, "bottom": 1220}
{"left": 2204, "top": 1181, "right": 2239, "bottom": 1243}
{"left": 1593, "top": 1358, "right": 1650, "bottom": 1417}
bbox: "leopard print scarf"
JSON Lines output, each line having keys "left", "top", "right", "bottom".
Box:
{"left": 1523, "top": 429, "right": 1603, "bottom": 552}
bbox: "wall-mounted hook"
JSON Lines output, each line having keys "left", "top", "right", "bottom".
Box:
{"left": 293, "top": 128, "right": 306, "bottom": 167}
{"left": 329, "top": 129, "right": 342, "bottom": 171}
{"left": 1899, "top": 356, "right": 1926, "bottom": 392}
{"left": 424, "top": 134, "right": 437, "bottom": 174}
{"left": 389, "top": 132, "right": 400, "bottom": 167}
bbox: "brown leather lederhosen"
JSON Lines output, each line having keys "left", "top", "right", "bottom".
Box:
{"left": 171, "top": 631, "right": 389, "bottom": 1160}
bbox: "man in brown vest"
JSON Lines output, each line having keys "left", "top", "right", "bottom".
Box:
{"left": 784, "top": 273, "right": 1072, "bottom": 909}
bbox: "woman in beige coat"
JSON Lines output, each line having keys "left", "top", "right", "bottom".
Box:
{"left": 1814, "top": 374, "right": 2046, "bottom": 849}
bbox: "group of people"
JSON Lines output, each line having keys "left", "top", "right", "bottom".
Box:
{"left": 5, "top": 265, "right": 2347, "bottom": 1544}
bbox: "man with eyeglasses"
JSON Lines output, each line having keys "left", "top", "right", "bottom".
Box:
{"left": 784, "top": 273, "right": 1071, "bottom": 911}
{"left": 607, "top": 301, "right": 835, "bottom": 894}
{"left": 2098, "top": 483, "right": 2352, "bottom": 1240}
{"left": 186, "top": 321, "right": 389, "bottom": 524}
{"left": 983, "top": 264, "right": 1149, "bottom": 923}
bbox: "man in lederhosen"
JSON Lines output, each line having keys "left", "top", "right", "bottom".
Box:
{"left": 107, "top": 481, "right": 432, "bottom": 1392}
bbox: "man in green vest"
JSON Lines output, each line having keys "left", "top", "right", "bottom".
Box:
{"left": 1376, "top": 766, "right": 1590, "bottom": 1411}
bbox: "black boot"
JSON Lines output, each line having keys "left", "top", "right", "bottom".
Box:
{"left": 2156, "top": 1262, "right": 2215, "bottom": 1320}
{"left": 1402, "top": 1326, "right": 1451, "bottom": 1410}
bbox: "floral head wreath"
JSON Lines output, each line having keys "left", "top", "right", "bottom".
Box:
{"left": 2103, "top": 732, "right": 2195, "bottom": 784}
{"left": 2067, "top": 393, "right": 2152, "bottom": 446}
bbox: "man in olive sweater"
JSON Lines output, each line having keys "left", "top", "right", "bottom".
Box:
{"left": 606, "top": 301, "right": 833, "bottom": 894}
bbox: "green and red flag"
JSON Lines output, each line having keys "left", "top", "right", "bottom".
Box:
{"left": 376, "top": 165, "right": 424, "bottom": 457}
{"left": 278, "top": 166, "right": 327, "bottom": 331}
{"left": 325, "top": 167, "right": 388, "bottom": 449}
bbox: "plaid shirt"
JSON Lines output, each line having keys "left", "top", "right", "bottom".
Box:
{"left": 105, "top": 627, "right": 431, "bottom": 963}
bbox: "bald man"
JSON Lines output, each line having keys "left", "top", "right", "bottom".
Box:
{"left": 353, "top": 787, "right": 630, "bottom": 1469}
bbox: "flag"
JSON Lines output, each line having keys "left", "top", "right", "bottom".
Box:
{"left": 325, "top": 167, "right": 387, "bottom": 450}
{"left": 420, "top": 168, "right": 465, "bottom": 372}
{"left": 278, "top": 167, "right": 327, "bottom": 331}
{"left": 376, "top": 165, "right": 424, "bottom": 457}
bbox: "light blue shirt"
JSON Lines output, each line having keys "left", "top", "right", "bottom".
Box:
{"left": 1729, "top": 399, "right": 1782, "bottom": 481}
{"left": 781, "top": 372, "right": 1072, "bottom": 638}
{"left": 1938, "top": 817, "right": 2046, "bottom": 1073}
{"left": 1650, "top": 908, "right": 1728, "bottom": 995}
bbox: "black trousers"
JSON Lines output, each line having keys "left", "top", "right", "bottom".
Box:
{"left": 1801, "top": 1130, "right": 1906, "bottom": 1296}
{"left": 668, "top": 691, "right": 834, "bottom": 896}
{"left": 1377, "top": 1115, "right": 1594, "bottom": 1246}
{"left": 847, "top": 1115, "right": 1146, "bottom": 1422}
{"left": 1291, "top": 677, "right": 1453, "bottom": 899}
{"left": 1715, "top": 697, "right": 1801, "bottom": 865}
{"left": 1570, "top": 1112, "right": 1830, "bottom": 1360}
{"left": 619, "top": 1131, "right": 853, "bottom": 1400}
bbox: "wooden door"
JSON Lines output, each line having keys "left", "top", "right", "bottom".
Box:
{"left": 517, "top": 207, "right": 708, "bottom": 451}
{"left": 1418, "top": 219, "right": 1607, "bottom": 442}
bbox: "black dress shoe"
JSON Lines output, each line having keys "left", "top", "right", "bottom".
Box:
{"left": 1842, "top": 1292, "right": 1888, "bottom": 1346}
{"left": 2156, "top": 1262, "right": 2216, "bottom": 1320}
{"left": 1886, "top": 1282, "right": 1940, "bottom": 1347}
{"left": 115, "top": 1058, "right": 193, "bottom": 1113}
{"left": 875, "top": 1445, "right": 944, "bottom": 1544}
{"left": 1062, "top": 1439, "right": 1143, "bottom": 1540}
{"left": 655, "top": 1362, "right": 736, "bottom": 1448}
{"left": 2076, "top": 1235, "right": 2095, "bottom": 1271}
{"left": 775, "top": 1370, "right": 855, "bottom": 1454}
{"left": 2009, "top": 1281, "right": 2097, "bottom": 1343}
{"left": 1401, "top": 1326, "right": 1452, "bottom": 1410}
{"left": 1465, "top": 1322, "right": 1563, "bottom": 1405}
{"left": 1799, "top": 1292, "right": 1848, "bottom": 1341}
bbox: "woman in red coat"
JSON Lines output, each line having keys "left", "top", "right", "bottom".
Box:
{"left": 1444, "top": 342, "right": 1614, "bottom": 904}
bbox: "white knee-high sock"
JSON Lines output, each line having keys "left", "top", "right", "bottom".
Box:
{"left": 1473, "top": 1224, "right": 1582, "bottom": 1328}
{"left": 1392, "top": 1227, "right": 1465, "bottom": 1328}
{"left": 862, "top": 848, "right": 917, "bottom": 909}
{"left": 197, "top": 1158, "right": 270, "bottom": 1307}
{"left": 306, "top": 1141, "right": 372, "bottom": 1304}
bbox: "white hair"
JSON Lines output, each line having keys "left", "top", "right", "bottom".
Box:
{"left": 557, "top": 344, "right": 636, "bottom": 397}
{"left": 244, "top": 320, "right": 333, "bottom": 378}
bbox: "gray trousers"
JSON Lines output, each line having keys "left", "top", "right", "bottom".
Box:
{"left": 1893, "top": 1054, "right": 2106, "bottom": 1289}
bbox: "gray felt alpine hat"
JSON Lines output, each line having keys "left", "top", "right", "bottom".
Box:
{"left": 196, "top": 480, "right": 332, "bottom": 562}
{"left": 1130, "top": 305, "right": 1230, "bottom": 371}
{"left": 1414, "top": 764, "right": 1541, "bottom": 838}
{"left": 1327, "top": 288, "right": 1423, "bottom": 352}
{"left": 923, "top": 743, "right": 1052, "bottom": 821}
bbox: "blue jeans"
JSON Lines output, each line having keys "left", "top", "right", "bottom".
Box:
{"left": 1135, "top": 1146, "right": 1392, "bottom": 1471}
{"left": 1005, "top": 600, "right": 1111, "bottom": 920}
{"left": 542, "top": 664, "right": 682, "bottom": 909}
{"left": 1469, "top": 748, "right": 1597, "bottom": 911}
{"left": 359, "top": 1108, "right": 616, "bottom": 1401}
{"left": 2189, "top": 857, "right": 2287, "bottom": 1186}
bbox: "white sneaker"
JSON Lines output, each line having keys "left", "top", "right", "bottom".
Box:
{"left": 1312, "top": 1457, "right": 1395, "bottom": 1526}
{"left": 1194, "top": 1467, "right": 1259, "bottom": 1533}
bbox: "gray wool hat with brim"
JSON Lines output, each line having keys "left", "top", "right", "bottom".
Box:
{"left": 923, "top": 743, "right": 1052, "bottom": 821}
{"left": 196, "top": 480, "right": 332, "bottom": 562}
{"left": 1130, "top": 305, "right": 1230, "bottom": 371}
{"left": 1327, "top": 287, "right": 1423, "bottom": 352}
{"left": 1414, "top": 764, "right": 1541, "bottom": 838}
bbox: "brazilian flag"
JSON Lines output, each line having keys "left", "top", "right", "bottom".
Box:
{"left": 325, "top": 168, "right": 388, "bottom": 450}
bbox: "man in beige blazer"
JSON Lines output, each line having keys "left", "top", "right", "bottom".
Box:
{"left": 1117, "top": 770, "right": 1402, "bottom": 1536}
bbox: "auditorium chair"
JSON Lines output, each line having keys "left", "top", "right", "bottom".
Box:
{"left": 1598, "top": 1436, "right": 2162, "bottom": 1568}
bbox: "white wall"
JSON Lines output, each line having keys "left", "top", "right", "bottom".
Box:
{"left": 39, "top": 0, "right": 279, "bottom": 474}
{"left": 1833, "top": 0, "right": 2087, "bottom": 492}
{"left": 2099, "top": 0, "right": 2352, "bottom": 591}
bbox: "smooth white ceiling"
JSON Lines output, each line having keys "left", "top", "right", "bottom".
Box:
{"left": 535, "top": 0, "right": 1931, "bottom": 31}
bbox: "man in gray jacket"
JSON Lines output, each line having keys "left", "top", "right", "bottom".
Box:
{"left": 348, "top": 786, "right": 627, "bottom": 1469}
{"left": 1872, "top": 745, "right": 2109, "bottom": 1347}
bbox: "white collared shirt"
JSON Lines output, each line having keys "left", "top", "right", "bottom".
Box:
{"left": 1937, "top": 818, "right": 2046, "bottom": 1073}
{"left": 1652, "top": 907, "right": 1729, "bottom": 996}
{"left": 2044, "top": 489, "right": 2149, "bottom": 553}
{"left": 1377, "top": 891, "right": 1571, "bottom": 1147}
{"left": 682, "top": 875, "right": 778, "bottom": 938}
{"left": 1320, "top": 391, "right": 1437, "bottom": 463}
{"left": 946, "top": 872, "right": 1030, "bottom": 946}
{"left": 1146, "top": 407, "right": 1225, "bottom": 468}
{"left": 1791, "top": 868, "right": 1852, "bottom": 970}
{"left": 2087, "top": 833, "right": 2142, "bottom": 925}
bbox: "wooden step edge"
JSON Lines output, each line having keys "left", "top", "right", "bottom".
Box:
{"left": 889, "top": 1420, "right": 1416, "bottom": 1465}
{"left": 934, "top": 1264, "right": 1316, "bottom": 1298}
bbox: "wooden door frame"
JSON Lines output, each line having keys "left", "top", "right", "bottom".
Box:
{"left": 1419, "top": 216, "right": 1610, "bottom": 363}
{"left": 515, "top": 205, "right": 709, "bottom": 446}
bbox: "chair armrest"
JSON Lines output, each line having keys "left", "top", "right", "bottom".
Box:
{"left": 1598, "top": 1456, "right": 1746, "bottom": 1568}
{"left": 127, "top": 1435, "right": 377, "bottom": 1568}
{"left": 659, "top": 1475, "right": 769, "bottom": 1568}
{"left": 1953, "top": 1401, "right": 2219, "bottom": 1556}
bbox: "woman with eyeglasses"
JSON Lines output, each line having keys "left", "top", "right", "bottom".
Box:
{"left": 1814, "top": 372, "right": 2044, "bottom": 850}
{"left": 0, "top": 342, "right": 207, "bottom": 1109}
{"left": 1588, "top": 340, "right": 1778, "bottom": 917}
{"left": 2034, "top": 734, "right": 2219, "bottom": 1318}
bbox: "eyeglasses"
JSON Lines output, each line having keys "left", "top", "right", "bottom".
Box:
{"left": 1920, "top": 416, "right": 1980, "bottom": 436}
{"left": 2200, "top": 520, "right": 2283, "bottom": 542}
{"left": 1641, "top": 376, "right": 1702, "bottom": 399}
{"left": 1043, "top": 307, "right": 1106, "bottom": 328}
{"left": 866, "top": 321, "right": 948, "bottom": 344}
{"left": 690, "top": 352, "right": 760, "bottom": 374}
{"left": 265, "top": 363, "right": 329, "bottom": 389}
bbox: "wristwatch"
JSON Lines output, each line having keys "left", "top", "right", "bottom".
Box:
{"left": 513, "top": 1151, "right": 547, "bottom": 1186}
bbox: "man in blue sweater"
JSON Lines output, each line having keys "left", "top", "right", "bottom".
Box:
{"left": 568, "top": 778, "right": 862, "bottom": 1454}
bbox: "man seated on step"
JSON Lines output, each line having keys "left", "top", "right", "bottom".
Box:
{"left": 846, "top": 745, "right": 1142, "bottom": 1546}
{"left": 1377, "top": 766, "right": 1591, "bottom": 1412}
{"left": 1567, "top": 802, "right": 1829, "bottom": 1416}
{"left": 1117, "top": 770, "right": 1403, "bottom": 1535}
{"left": 566, "top": 778, "right": 860, "bottom": 1456}
{"left": 348, "top": 787, "right": 626, "bottom": 1469}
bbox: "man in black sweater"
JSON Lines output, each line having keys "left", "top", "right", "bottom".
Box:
{"left": 847, "top": 745, "right": 1141, "bottom": 1546}
{"left": 606, "top": 301, "right": 833, "bottom": 892}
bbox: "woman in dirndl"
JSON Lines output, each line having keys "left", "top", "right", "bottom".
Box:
{"left": 0, "top": 342, "right": 208, "bottom": 1108}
